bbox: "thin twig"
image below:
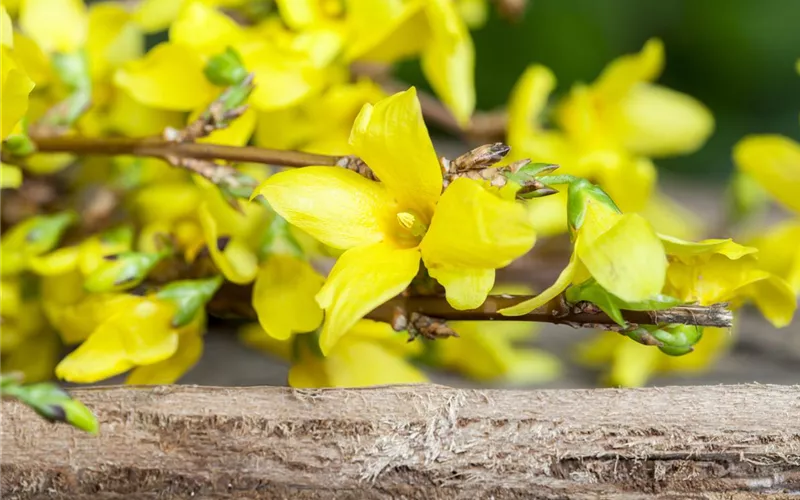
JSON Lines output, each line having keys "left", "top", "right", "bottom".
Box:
{"left": 208, "top": 283, "right": 734, "bottom": 329}
{"left": 30, "top": 136, "right": 342, "bottom": 167}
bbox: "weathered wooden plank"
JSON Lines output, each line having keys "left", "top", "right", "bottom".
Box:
{"left": 2, "top": 384, "right": 800, "bottom": 499}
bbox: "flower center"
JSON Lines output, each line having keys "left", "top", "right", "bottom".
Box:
{"left": 394, "top": 210, "right": 428, "bottom": 246}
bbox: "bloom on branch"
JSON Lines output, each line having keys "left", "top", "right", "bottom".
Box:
{"left": 255, "top": 88, "right": 536, "bottom": 353}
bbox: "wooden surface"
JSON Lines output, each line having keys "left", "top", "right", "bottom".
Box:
{"left": 3, "top": 384, "right": 800, "bottom": 499}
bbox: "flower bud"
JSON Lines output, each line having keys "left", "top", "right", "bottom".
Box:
{"left": 204, "top": 47, "right": 248, "bottom": 87}
{"left": 652, "top": 324, "right": 704, "bottom": 356}
{"left": 84, "top": 251, "right": 166, "bottom": 293}
{"left": 567, "top": 178, "right": 620, "bottom": 233}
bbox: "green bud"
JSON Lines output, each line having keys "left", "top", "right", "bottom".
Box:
{"left": 24, "top": 211, "right": 78, "bottom": 253}
{"left": 84, "top": 251, "right": 167, "bottom": 293}
{"left": 651, "top": 324, "right": 704, "bottom": 356}
{"left": 567, "top": 178, "right": 620, "bottom": 233}
{"left": 156, "top": 276, "right": 223, "bottom": 327}
{"left": 4, "top": 132, "right": 37, "bottom": 156}
{"left": 204, "top": 47, "right": 248, "bottom": 86}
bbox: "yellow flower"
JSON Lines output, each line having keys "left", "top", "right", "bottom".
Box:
{"left": 0, "top": 163, "right": 22, "bottom": 188}
{"left": 661, "top": 235, "right": 796, "bottom": 327}
{"left": 114, "top": 42, "right": 217, "bottom": 110}
{"left": 346, "top": 0, "right": 475, "bottom": 126}
{"left": 55, "top": 296, "right": 185, "bottom": 383}
{"left": 557, "top": 38, "right": 714, "bottom": 158}
{"left": 746, "top": 220, "right": 800, "bottom": 293}
{"left": 734, "top": 135, "right": 800, "bottom": 214}
{"left": 125, "top": 317, "right": 205, "bottom": 385}
{"left": 256, "top": 88, "right": 536, "bottom": 353}
{"left": 576, "top": 325, "right": 732, "bottom": 387}
{"left": 18, "top": 0, "right": 87, "bottom": 53}
{"left": 240, "top": 320, "right": 427, "bottom": 388}
{"left": 1, "top": 9, "right": 35, "bottom": 140}
{"left": 501, "top": 183, "right": 666, "bottom": 316}
{"left": 85, "top": 2, "right": 144, "bottom": 82}
{"left": 252, "top": 254, "right": 325, "bottom": 340}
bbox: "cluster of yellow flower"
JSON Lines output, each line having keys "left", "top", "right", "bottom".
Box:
{"left": 0, "top": 0, "right": 797, "bottom": 393}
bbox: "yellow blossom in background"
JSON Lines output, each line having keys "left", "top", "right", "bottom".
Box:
{"left": 346, "top": 0, "right": 475, "bottom": 126}
{"left": 746, "top": 220, "right": 800, "bottom": 293}
{"left": 1, "top": 6, "right": 35, "bottom": 140}
{"left": 256, "top": 88, "right": 536, "bottom": 354}
{"left": 239, "top": 320, "right": 427, "bottom": 388}
{"left": 734, "top": 135, "right": 800, "bottom": 215}
{"left": 661, "top": 235, "right": 796, "bottom": 327}
{"left": 18, "top": 0, "right": 87, "bottom": 54}
{"left": 576, "top": 326, "right": 732, "bottom": 387}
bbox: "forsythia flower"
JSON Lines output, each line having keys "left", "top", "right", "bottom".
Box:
{"left": 506, "top": 39, "right": 712, "bottom": 237}
{"left": 1, "top": 6, "right": 35, "bottom": 141}
{"left": 55, "top": 295, "right": 205, "bottom": 383}
{"left": 661, "top": 236, "right": 796, "bottom": 327}
{"left": 239, "top": 321, "right": 427, "bottom": 388}
{"left": 345, "top": 0, "right": 475, "bottom": 126}
{"left": 255, "top": 88, "right": 536, "bottom": 354}
{"left": 501, "top": 180, "right": 666, "bottom": 316}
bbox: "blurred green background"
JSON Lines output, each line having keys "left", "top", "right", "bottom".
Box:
{"left": 401, "top": 0, "right": 800, "bottom": 180}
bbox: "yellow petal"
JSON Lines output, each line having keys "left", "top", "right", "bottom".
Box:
{"left": 420, "top": 0, "right": 475, "bottom": 127}
{"left": 133, "top": 181, "right": 202, "bottom": 224}
{"left": 659, "top": 234, "right": 756, "bottom": 262}
{"left": 345, "top": 0, "right": 429, "bottom": 63}
{"left": 734, "top": 135, "right": 800, "bottom": 214}
{"left": 326, "top": 338, "right": 428, "bottom": 387}
{"left": 196, "top": 107, "right": 256, "bottom": 146}
{"left": 607, "top": 338, "right": 660, "bottom": 387}
{"left": 288, "top": 340, "right": 330, "bottom": 388}
{"left": 611, "top": 84, "right": 714, "bottom": 157}
{"left": 170, "top": 1, "right": 244, "bottom": 54}
{"left": 640, "top": 192, "right": 704, "bottom": 241}
{"left": 526, "top": 190, "right": 568, "bottom": 237}
{"left": 427, "top": 266, "right": 493, "bottom": 310}
{"left": 0, "top": 163, "right": 22, "bottom": 188}
{"left": 107, "top": 89, "right": 185, "bottom": 137}
{"left": 507, "top": 65, "right": 556, "bottom": 152}
{"left": 126, "top": 332, "right": 203, "bottom": 384}
{"left": 275, "top": 0, "right": 324, "bottom": 29}
{"left": 19, "top": 0, "right": 87, "bottom": 53}
{"left": 505, "top": 349, "right": 562, "bottom": 385}
{"left": 1, "top": 5, "right": 12, "bottom": 47}
{"left": 499, "top": 251, "right": 578, "bottom": 316}
{"left": 114, "top": 42, "right": 217, "bottom": 110}
{"left": 252, "top": 255, "right": 324, "bottom": 340}
{"left": 133, "top": 0, "right": 185, "bottom": 33}
{"left": 86, "top": 3, "right": 144, "bottom": 81}
{"left": 255, "top": 166, "right": 393, "bottom": 250}
{"left": 27, "top": 246, "right": 80, "bottom": 275}
{"left": 349, "top": 88, "right": 442, "bottom": 218}
{"left": 740, "top": 272, "right": 796, "bottom": 328}
{"left": 55, "top": 323, "right": 134, "bottom": 383}
{"left": 316, "top": 242, "right": 419, "bottom": 354}
{"left": 586, "top": 151, "right": 656, "bottom": 213}
{"left": 747, "top": 219, "right": 800, "bottom": 292}
{"left": 595, "top": 38, "right": 664, "bottom": 99}
{"left": 422, "top": 178, "right": 536, "bottom": 269}
{"left": 577, "top": 208, "right": 666, "bottom": 302}
{"left": 11, "top": 32, "right": 52, "bottom": 86}
{"left": 198, "top": 202, "right": 259, "bottom": 284}
{"left": 347, "top": 318, "right": 422, "bottom": 357}
{"left": 1, "top": 52, "right": 35, "bottom": 140}
{"left": 117, "top": 299, "right": 179, "bottom": 364}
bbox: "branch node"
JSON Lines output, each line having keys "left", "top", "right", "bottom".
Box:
{"left": 336, "top": 155, "right": 378, "bottom": 181}
{"left": 407, "top": 312, "right": 459, "bottom": 342}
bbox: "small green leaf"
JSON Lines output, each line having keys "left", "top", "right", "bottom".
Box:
{"left": 24, "top": 211, "right": 78, "bottom": 253}
{"left": 516, "top": 162, "right": 559, "bottom": 177}
{"left": 567, "top": 279, "right": 684, "bottom": 328}
{"left": 84, "top": 251, "right": 166, "bottom": 292}
{"left": 156, "top": 276, "right": 223, "bottom": 327}
{"left": 258, "top": 213, "right": 304, "bottom": 260}
{"left": 0, "top": 376, "right": 98, "bottom": 434}
{"left": 567, "top": 179, "right": 620, "bottom": 233}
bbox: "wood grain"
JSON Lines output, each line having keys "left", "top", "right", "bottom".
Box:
{"left": 2, "top": 384, "right": 800, "bottom": 499}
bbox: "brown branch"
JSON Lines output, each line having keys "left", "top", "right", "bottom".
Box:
{"left": 3, "top": 384, "right": 799, "bottom": 498}
{"left": 31, "top": 135, "right": 343, "bottom": 168}
{"left": 209, "top": 283, "right": 733, "bottom": 329}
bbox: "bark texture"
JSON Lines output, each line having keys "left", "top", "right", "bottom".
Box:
{"left": 2, "top": 384, "right": 800, "bottom": 499}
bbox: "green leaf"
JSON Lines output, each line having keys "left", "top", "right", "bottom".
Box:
{"left": 24, "top": 211, "right": 78, "bottom": 253}
{"left": 156, "top": 276, "right": 223, "bottom": 327}
{"left": 84, "top": 251, "right": 166, "bottom": 293}
{"left": 0, "top": 375, "right": 98, "bottom": 434}
{"left": 566, "top": 279, "right": 683, "bottom": 327}
{"left": 516, "top": 162, "right": 559, "bottom": 177}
